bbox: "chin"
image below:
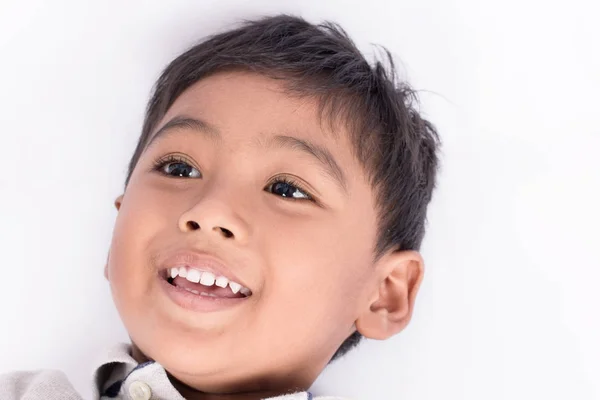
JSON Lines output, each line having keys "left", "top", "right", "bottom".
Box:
{"left": 134, "top": 330, "right": 251, "bottom": 374}
{"left": 155, "top": 343, "right": 275, "bottom": 394}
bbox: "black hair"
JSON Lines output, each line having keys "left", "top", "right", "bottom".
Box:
{"left": 125, "top": 14, "right": 440, "bottom": 362}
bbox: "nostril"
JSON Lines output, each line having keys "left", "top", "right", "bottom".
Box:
{"left": 220, "top": 227, "right": 234, "bottom": 238}
{"left": 186, "top": 221, "right": 200, "bottom": 230}
{"left": 184, "top": 221, "right": 233, "bottom": 237}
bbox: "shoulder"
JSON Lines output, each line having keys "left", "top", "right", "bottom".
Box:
{"left": 0, "top": 369, "right": 82, "bottom": 400}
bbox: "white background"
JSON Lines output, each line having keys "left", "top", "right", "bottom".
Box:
{"left": 0, "top": 0, "right": 598, "bottom": 399}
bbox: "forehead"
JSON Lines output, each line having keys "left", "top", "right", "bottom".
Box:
{"left": 156, "top": 71, "right": 344, "bottom": 149}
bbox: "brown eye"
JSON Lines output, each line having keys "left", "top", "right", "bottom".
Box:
{"left": 266, "top": 179, "right": 311, "bottom": 200}
{"left": 161, "top": 161, "right": 201, "bottom": 178}
{"left": 153, "top": 155, "right": 202, "bottom": 179}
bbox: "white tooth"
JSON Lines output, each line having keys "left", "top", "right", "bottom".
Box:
{"left": 190, "top": 289, "right": 199, "bottom": 295}
{"left": 186, "top": 269, "right": 201, "bottom": 283}
{"left": 215, "top": 276, "right": 229, "bottom": 288}
{"left": 229, "top": 281, "right": 241, "bottom": 294}
{"left": 178, "top": 267, "right": 187, "bottom": 278}
{"left": 170, "top": 268, "right": 179, "bottom": 279}
{"left": 240, "top": 287, "right": 251, "bottom": 296}
{"left": 200, "top": 272, "right": 215, "bottom": 286}
{"left": 200, "top": 291, "right": 210, "bottom": 296}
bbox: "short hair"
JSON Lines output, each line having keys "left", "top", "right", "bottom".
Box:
{"left": 125, "top": 14, "right": 440, "bottom": 361}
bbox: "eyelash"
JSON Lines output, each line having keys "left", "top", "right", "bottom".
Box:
{"left": 150, "top": 154, "right": 315, "bottom": 202}
{"left": 152, "top": 154, "right": 202, "bottom": 179}
{"left": 267, "top": 175, "right": 314, "bottom": 202}
{"left": 152, "top": 154, "right": 196, "bottom": 173}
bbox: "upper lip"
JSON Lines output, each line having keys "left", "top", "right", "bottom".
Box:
{"left": 158, "top": 249, "right": 251, "bottom": 290}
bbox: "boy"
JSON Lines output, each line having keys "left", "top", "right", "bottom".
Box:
{"left": 1, "top": 14, "right": 439, "bottom": 400}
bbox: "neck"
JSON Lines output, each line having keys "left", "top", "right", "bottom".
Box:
{"left": 168, "top": 376, "right": 306, "bottom": 400}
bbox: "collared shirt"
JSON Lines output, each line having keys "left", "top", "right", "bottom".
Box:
{"left": 0, "top": 343, "right": 349, "bottom": 400}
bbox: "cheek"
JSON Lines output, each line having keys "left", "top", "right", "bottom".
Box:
{"left": 259, "top": 215, "right": 370, "bottom": 331}
{"left": 107, "top": 184, "right": 173, "bottom": 304}
{"left": 244, "top": 222, "right": 370, "bottom": 365}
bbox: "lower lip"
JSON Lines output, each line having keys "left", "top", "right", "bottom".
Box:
{"left": 158, "top": 274, "right": 249, "bottom": 312}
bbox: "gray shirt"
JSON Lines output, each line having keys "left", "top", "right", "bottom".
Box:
{"left": 0, "top": 343, "right": 349, "bottom": 400}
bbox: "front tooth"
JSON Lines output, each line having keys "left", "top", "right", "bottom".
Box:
{"left": 200, "top": 272, "right": 215, "bottom": 286}
{"left": 229, "top": 281, "right": 241, "bottom": 294}
{"left": 170, "top": 267, "right": 179, "bottom": 279}
{"left": 215, "top": 276, "right": 229, "bottom": 288}
{"left": 186, "top": 269, "right": 201, "bottom": 283}
{"left": 178, "top": 266, "right": 187, "bottom": 278}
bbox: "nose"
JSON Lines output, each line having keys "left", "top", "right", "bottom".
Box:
{"left": 178, "top": 194, "right": 250, "bottom": 243}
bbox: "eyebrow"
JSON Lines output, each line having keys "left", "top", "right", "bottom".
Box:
{"left": 147, "top": 116, "right": 348, "bottom": 195}
{"left": 266, "top": 135, "right": 348, "bottom": 195}
{"left": 145, "top": 116, "right": 221, "bottom": 149}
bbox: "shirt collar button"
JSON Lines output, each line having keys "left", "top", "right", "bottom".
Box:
{"left": 128, "top": 380, "right": 152, "bottom": 400}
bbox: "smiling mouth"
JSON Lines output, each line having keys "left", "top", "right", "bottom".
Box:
{"left": 161, "top": 266, "right": 252, "bottom": 299}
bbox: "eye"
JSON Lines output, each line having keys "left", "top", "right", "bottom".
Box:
{"left": 153, "top": 155, "right": 201, "bottom": 178}
{"left": 265, "top": 176, "right": 312, "bottom": 201}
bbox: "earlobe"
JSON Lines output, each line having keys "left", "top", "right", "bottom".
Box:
{"left": 114, "top": 194, "right": 124, "bottom": 211}
{"left": 355, "top": 251, "right": 424, "bottom": 340}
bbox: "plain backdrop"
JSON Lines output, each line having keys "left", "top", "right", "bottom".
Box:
{"left": 0, "top": 0, "right": 598, "bottom": 399}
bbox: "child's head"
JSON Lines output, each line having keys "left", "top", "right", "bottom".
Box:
{"left": 105, "top": 14, "right": 439, "bottom": 396}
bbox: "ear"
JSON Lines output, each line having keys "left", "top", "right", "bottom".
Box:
{"left": 104, "top": 248, "right": 112, "bottom": 281}
{"left": 105, "top": 194, "right": 124, "bottom": 280}
{"left": 114, "top": 194, "right": 124, "bottom": 210}
{"left": 103, "top": 260, "right": 109, "bottom": 280}
{"left": 355, "top": 250, "right": 424, "bottom": 340}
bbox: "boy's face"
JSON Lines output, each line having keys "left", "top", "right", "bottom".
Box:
{"left": 106, "top": 71, "right": 399, "bottom": 393}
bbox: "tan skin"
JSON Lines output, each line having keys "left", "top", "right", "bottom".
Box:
{"left": 104, "top": 71, "right": 424, "bottom": 399}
